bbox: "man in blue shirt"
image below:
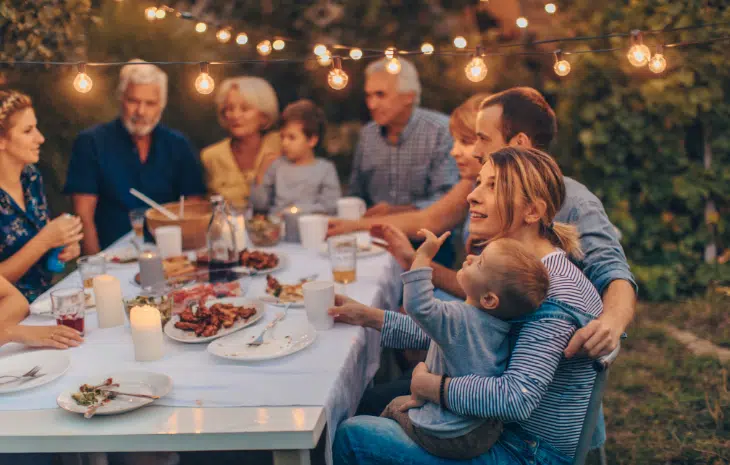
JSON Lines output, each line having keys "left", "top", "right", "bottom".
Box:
{"left": 349, "top": 57, "right": 458, "bottom": 217}
{"left": 65, "top": 60, "right": 206, "bottom": 253}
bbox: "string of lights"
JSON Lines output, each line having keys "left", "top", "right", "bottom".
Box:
{"left": 1, "top": 2, "right": 728, "bottom": 94}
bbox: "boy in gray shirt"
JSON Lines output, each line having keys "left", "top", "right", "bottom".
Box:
{"left": 381, "top": 230, "right": 550, "bottom": 459}
{"left": 251, "top": 99, "right": 341, "bottom": 215}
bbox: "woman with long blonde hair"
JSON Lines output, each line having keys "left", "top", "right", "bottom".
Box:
{"left": 331, "top": 146, "right": 604, "bottom": 465}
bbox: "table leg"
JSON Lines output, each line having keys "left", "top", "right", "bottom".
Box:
{"left": 272, "top": 450, "right": 311, "bottom": 465}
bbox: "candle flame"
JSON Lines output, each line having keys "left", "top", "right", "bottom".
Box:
{"left": 291, "top": 206, "right": 299, "bottom": 214}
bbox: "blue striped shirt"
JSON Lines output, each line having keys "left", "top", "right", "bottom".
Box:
{"left": 381, "top": 250, "right": 603, "bottom": 457}
{"left": 348, "top": 108, "right": 458, "bottom": 209}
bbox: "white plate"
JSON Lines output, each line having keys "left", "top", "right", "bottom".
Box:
{"left": 163, "top": 297, "right": 265, "bottom": 343}
{"left": 30, "top": 295, "right": 96, "bottom": 317}
{"left": 238, "top": 252, "right": 288, "bottom": 275}
{"left": 318, "top": 243, "right": 387, "bottom": 259}
{"left": 0, "top": 350, "right": 70, "bottom": 394}
{"left": 101, "top": 246, "right": 138, "bottom": 264}
{"left": 258, "top": 295, "right": 305, "bottom": 308}
{"left": 207, "top": 314, "right": 317, "bottom": 362}
{"left": 57, "top": 371, "right": 171, "bottom": 416}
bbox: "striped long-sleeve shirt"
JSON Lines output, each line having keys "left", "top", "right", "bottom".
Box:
{"left": 381, "top": 250, "right": 603, "bottom": 457}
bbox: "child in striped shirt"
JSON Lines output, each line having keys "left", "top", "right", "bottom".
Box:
{"left": 380, "top": 229, "right": 549, "bottom": 460}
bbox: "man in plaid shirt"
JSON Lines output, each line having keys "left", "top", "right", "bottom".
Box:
{"left": 348, "top": 57, "right": 458, "bottom": 217}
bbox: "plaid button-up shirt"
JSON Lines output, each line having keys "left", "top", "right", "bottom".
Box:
{"left": 348, "top": 107, "right": 458, "bottom": 209}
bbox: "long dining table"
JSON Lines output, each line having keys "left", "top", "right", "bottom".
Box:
{"left": 0, "top": 232, "right": 391, "bottom": 465}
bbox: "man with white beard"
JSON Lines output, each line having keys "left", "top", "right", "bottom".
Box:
{"left": 65, "top": 59, "right": 206, "bottom": 254}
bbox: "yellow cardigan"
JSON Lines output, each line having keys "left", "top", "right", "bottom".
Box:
{"left": 200, "top": 131, "right": 281, "bottom": 208}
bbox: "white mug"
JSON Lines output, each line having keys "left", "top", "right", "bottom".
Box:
{"left": 299, "top": 215, "right": 329, "bottom": 249}
{"left": 337, "top": 197, "right": 367, "bottom": 220}
{"left": 302, "top": 281, "right": 335, "bottom": 330}
{"left": 155, "top": 226, "right": 183, "bottom": 259}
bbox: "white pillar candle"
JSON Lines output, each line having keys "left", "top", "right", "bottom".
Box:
{"left": 233, "top": 214, "right": 247, "bottom": 252}
{"left": 92, "top": 275, "right": 126, "bottom": 328}
{"left": 130, "top": 305, "right": 164, "bottom": 362}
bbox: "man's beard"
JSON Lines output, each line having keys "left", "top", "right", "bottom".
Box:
{"left": 123, "top": 114, "right": 161, "bottom": 136}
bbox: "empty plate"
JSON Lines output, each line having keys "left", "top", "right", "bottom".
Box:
{"left": 0, "top": 350, "right": 70, "bottom": 394}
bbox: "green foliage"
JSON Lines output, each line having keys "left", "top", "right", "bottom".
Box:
{"left": 549, "top": 0, "right": 730, "bottom": 300}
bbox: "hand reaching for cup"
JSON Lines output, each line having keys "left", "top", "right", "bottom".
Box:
{"left": 38, "top": 214, "right": 83, "bottom": 251}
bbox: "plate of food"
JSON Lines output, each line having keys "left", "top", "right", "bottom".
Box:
{"left": 102, "top": 246, "right": 138, "bottom": 264}
{"left": 56, "top": 371, "right": 172, "bottom": 418}
{"left": 207, "top": 313, "right": 317, "bottom": 362}
{"left": 318, "top": 241, "right": 387, "bottom": 258}
{"left": 133, "top": 256, "right": 199, "bottom": 286}
{"left": 0, "top": 350, "right": 70, "bottom": 394}
{"left": 168, "top": 281, "right": 244, "bottom": 314}
{"left": 260, "top": 274, "right": 317, "bottom": 308}
{"left": 164, "top": 297, "right": 264, "bottom": 343}
{"left": 238, "top": 249, "right": 286, "bottom": 274}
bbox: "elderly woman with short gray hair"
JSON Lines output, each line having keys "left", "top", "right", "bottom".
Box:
{"left": 201, "top": 76, "right": 282, "bottom": 208}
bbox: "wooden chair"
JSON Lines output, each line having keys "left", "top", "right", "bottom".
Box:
{"left": 572, "top": 343, "right": 621, "bottom": 465}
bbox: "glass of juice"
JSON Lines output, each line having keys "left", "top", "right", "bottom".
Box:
{"left": 328, "top": 236, "right": 357, "bottom": 287}
{"left": 129, "top": 208, "right": 147, "bottom": 241}
{"left": 51, "top": 287, "right": 86, "bottom": 336}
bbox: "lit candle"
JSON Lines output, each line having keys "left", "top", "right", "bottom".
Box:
{"left": 139, "top": 249, "right": 165, "bottom": 288}
{"left": 92, "top": 275, "right": 126, "bottom": 328}
{"left": 283, "top": 206, "right": 301, "bottom": 243}
{"left": 130, "top": 305, "right": 164, "bottom": 361}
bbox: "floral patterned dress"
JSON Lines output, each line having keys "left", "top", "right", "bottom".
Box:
{"left": 0, "top": 165, "right": 52, "bottom": 302}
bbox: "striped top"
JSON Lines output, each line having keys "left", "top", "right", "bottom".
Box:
{"left": 381, "top": 250, "right": 603, "bottom": 457}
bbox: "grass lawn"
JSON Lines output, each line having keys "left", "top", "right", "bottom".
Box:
{"left": 589, "top": 297, "right": 730, "bottom": 465}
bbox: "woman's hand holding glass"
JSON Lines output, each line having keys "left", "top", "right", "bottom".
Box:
{"left": 327, "top": 294, "right": 385, "bottom": 330}
{"left": 38, "top": 214, "right": 83, "bottom": 250}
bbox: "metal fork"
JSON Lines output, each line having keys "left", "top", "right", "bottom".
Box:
{"left": 247, "top": 304, "right": 291, "bottom": 346}
{"left": 0, "top": 365, "right": 42, "bottom": 386}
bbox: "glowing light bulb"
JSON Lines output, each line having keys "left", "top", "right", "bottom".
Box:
{"left": 349, "top": 48, "right": 363, "bottom": 60}
{"left": 464, "top": 57, "right": 488, "bottom": 82}
{"left": 317, "top": 51, "right": 332, "bottom": 66}
{"left": 328, "top": 69, "right": 349, "bottom": 90}
{"left": 453, "top": 36, "right": 467, "bottom": 49}
{"left": 195, "top": 72, "right": 215, "bottom": 95}
{"left": 273, "top": 39, "right": 285, "bottom": 50}
{"left": 516, "top": 17, "right": 529, "bottom": 28}
{"left": 236, "top": 33, "right": 248, "bottom": 45}
{"left": 195, "top": 22, "right": 207, "bottom": 33}
{"left": 384, "top": 47, "right": 396, "bottom": 59}
{"left": 155, "top": 8, "right": 166, "bottom": 19}
{"left": 313, "top": 44, "right": 328, "bottom": 56}
{"left": 627, "top": 43, "right": 650, "bottom": 67}
{"left": 386, "top": 57, "right": 401, "bottom": 74}
{"left": 648, "top": 53, "right": 667, "bottom": 73}
{"left": 257, "top": 40, "right": 272, "bottom": 56}
{"left": 144, "top": 7, "right": 157, "bottom": 21}
{"left": 421, "top": 43, "right": 434, "bottom": 55}
{"left": 554, "top": 59, "right": 571, "bottom": 76}
{"left": 216, "top": 29, "right": 231, "bottom": 43}
{"left": 73, "top": 71, "right": 93, "bottom": 94}
{"left": 545, "top": 3, "right": 557, "bottom": 14}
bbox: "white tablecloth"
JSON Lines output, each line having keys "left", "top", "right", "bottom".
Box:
{"left": 0, "top": 235, "right": 390, "bottom": 464}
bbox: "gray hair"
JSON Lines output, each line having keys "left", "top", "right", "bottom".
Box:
{"left": 215, "top": 76, "right": 279, "bottom": 131}
{"left": 365, "top": 57, "right": 421, "bottom": 106}
{"left": 117, "top": 59, "right": 168, "bottom": 107}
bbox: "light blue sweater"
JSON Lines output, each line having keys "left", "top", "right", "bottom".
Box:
{"left": 402, "top": 267, "right": 511, "bottom": 438}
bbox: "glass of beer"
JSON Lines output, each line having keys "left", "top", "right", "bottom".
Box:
{"left": 129, "top": 208, "right": 147, "bottom": 241}
{"left": 51, "top": 287, "right": 86, "bottom": 336}
{"left": 77, "top": 255, "right": 106, "bottom": 307}
{"left": 328, "top": 236, "right": 357, "bottom": 287}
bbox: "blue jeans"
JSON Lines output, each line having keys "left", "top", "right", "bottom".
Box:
{"left": 333, "top": 416, "right": 571, "bottom": 465}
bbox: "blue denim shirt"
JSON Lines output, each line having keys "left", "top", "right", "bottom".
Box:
{"left": 559, "top": 177, "right": 637, "bottom": 295}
